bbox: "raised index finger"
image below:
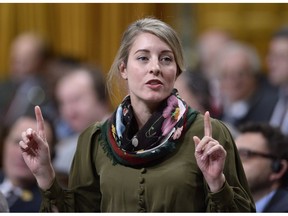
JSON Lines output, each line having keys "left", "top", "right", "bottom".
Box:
{"left": 35, "top": 105, "right": 46, "bottom": 140}
{"left": 204, "top": 111, "right": 212, "bottom": 137}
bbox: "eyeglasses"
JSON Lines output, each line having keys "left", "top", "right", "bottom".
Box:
{"left": 237, "top": 148, "right": 277, "bottom": 161}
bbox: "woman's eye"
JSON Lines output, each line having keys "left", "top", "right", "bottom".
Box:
{"left": 137, "top": 56, "right": 149, "bottom": 61}
{"left": 161, "top": 56, "right": 172, "bottom": 63}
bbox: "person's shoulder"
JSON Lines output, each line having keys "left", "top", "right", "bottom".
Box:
{"left": 264, "top": 188, "right": 288, "bottom": 212}
{"left": 275, "top": 187, "right": 288, "bottom": 199}
{"left": 80, "top": 121, "right": 104, "bottom": 136}
{"left": 75, "top": 121, "right": 106, "bottom": 155}
{"left": 78, "top": 120, "right": 109, "bottom": 146}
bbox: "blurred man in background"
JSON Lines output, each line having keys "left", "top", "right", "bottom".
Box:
{"left": 52, "top": 64, "right": 111, "bottom": 185}
{"left": 217, "top": 41, "right": 278, "bottom": 129}
{"left": 196, "top": 29, "right": 233, "bottom": 117}
{"left": 0, "top": 111, "right": 56, "bottom": 212}
{"left": 235, "top": 122, "right": 288, "bottom": 212}
{"left": 267, "top": 26, "right": 288, "bottom": 135}
{"left": 0, "top": 32, "right": 55, "bottom": 148}
{"left": 174, "top": 67, "right": 212, "bottom": 114}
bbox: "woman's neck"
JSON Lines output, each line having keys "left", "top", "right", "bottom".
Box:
{"left": 131, "top": 99, "right": 159, "bottom": 129}
{"left": 133, "top": 109, "right": 151, "bottom": 129}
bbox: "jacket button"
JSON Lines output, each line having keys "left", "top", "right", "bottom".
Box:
{"left": 138, "top": 207, "right": 146, "bottom": 212}
{"left": 140, "top": 168, "right": 146, "bottom": 174}
{"left": 139, "top": 177, "right": 145, "bottom": 184}
{"left": 138, "top": 198, "right": 145, "bottom": 207}
{"left": 138, "top": 187, "right": 144, "bottom": 195}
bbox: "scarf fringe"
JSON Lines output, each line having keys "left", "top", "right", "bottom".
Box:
{"left": 99, "top": 122, "right": 119, "bottom": 165}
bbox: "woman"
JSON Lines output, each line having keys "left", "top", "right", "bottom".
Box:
{"left": 19, "top": 17, "right": 255, "bottom": 212}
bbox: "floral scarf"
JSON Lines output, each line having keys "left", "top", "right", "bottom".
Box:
{"left": 100, "top": 89, "right": 198, "bottom": 167}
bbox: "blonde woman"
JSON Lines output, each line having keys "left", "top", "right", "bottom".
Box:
{"left": 19, "top": 17, "right": 255, "bottom": 212}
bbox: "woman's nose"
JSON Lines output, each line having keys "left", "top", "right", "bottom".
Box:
{"left": 149, "top": 60, "right": 161, "bottom": 76}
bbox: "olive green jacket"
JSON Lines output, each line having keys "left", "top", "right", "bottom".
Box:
{"left": 41, "top": 114, "right": 255, "bottom": 212}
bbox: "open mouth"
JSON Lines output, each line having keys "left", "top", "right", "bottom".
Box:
{"left": 146, "top": 79, "right": 163, "bottom": 85}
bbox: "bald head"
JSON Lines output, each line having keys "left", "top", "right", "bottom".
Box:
{"left": 10, "top": 32, "right": 48, "bottom": 81}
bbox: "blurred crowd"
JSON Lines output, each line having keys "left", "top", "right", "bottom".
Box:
{"left": 0, "top": 32, "right": 112, "bottom": 212}
{"left": 0, "top": 25, "right": 288, "bottom": 212}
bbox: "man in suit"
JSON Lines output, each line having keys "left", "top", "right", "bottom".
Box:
{"left": 217, "top": 41, "right": 278, "bottom": 129}
{"left": 235, "top": 122, "right": 288, "bottom": 212}
{"left": 0, "top": 111, "right": 56, "bottom": 212}
{"left": 267, "top": 26, "right": 288, "bottom": 135}
{"left": 52, "top": 64, "right": 111, "bottom": 182}
{"left": 0, "top": 32, "right": 55, "bottom": 157}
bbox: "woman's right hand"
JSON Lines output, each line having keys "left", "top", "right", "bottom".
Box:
{"left": 19, "top": 105, "right": 55, "bottom": 190}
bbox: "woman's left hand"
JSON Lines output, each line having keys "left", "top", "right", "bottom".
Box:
{"left": 193, "top": 111, "right": 226, "bottom": 192}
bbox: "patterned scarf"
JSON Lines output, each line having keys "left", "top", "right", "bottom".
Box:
{"left": 100, "top": 89, "right": 198, "bottom": 167}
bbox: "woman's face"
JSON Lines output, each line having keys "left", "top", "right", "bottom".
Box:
{"left": 120, "top": 32, "right": 177, "bottom": 108}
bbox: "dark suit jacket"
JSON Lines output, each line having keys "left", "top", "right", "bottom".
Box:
{"left": 237, "top": 81, "right": 279, "bottom": 126}
{"left": 220, "top": 75, "right": 279, "bottom": 128}
{"left": 263, "top": 188, "right": 288, "bottom": 212}
{"left": 0, "top": 172, "right": 42, "bottom": 212}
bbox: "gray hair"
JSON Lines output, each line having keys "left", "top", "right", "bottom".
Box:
{"left": 217, "top": 41, "right": 261, "bottom": 75}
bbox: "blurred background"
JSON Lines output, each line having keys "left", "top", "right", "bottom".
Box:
{"left": 1, "top": 3, "right": 288, "bottom": 212}
{"left": 0, "top": 3, "right": 287, "bottom": 96}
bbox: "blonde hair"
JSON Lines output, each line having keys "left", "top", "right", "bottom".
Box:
{"left": 107, "top": 17, "right": 185, "bottom": 101}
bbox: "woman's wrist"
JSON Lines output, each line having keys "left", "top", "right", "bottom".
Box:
{"left": 207, "top": 173, "right": 226, "bottom": 193}
{"left": 36, "top": 165, "right": 56, "bottom": 190}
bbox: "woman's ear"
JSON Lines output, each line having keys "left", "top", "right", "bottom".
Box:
{"left": 119, "top": 62, "right": 128, "bottom": 80}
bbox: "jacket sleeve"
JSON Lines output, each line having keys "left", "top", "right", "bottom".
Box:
{"left": 205, "top": 119, "right": 256, "bottom": 212}
{"left": 40, "top": 122, "right": 103, "bottom": 212}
